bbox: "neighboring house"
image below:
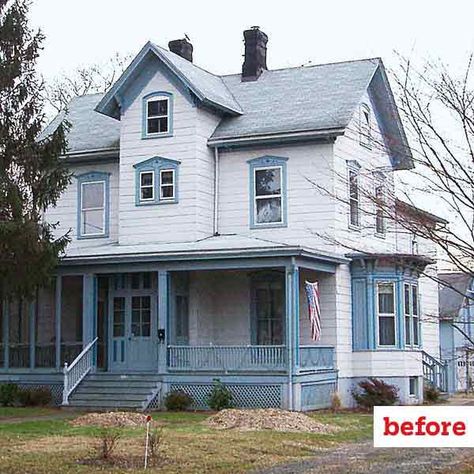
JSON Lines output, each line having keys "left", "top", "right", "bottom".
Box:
{"left": 0, "top": 28, "right": 446, "bottom": 410}
{"left": 439, "top": 272, "right": 474, "bottom": 393}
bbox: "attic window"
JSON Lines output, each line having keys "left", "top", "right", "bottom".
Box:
{"left": 143, "top": 92, "right": 173, "bottom": 138}
{"left": 360, "top": 103, "right": 371, "bottom": 148}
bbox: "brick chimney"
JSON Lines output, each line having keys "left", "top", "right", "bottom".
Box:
{"left": 242, "top": 26, "right": 268, "bottom": 81}
{"left": 168, "top": 38, "right": 193, "bottom": 62}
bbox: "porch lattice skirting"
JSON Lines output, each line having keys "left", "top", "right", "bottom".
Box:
{"left": 169, "top": 383, "right": 283, "bottom": 410}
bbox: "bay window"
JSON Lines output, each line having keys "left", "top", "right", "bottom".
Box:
{"left": 404, "top": 283, "right": 420, "bottom": 346}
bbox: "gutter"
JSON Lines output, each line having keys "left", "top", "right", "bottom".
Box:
{"left": 208, "top": 127, "right": 345, "bottom": 148}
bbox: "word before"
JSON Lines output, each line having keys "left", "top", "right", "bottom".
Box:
{"left": 374, "top": 406, "right": 474, "bottom": 448}
{"left": 383, "top": 416, "right": 466, "bottom": 436}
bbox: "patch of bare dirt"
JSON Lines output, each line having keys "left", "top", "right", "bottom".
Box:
{"left": 206, "top": 409, "right": 339, "bottom": 434}
{"left": 70, "top": 411, "right": 149, "bottom": 428}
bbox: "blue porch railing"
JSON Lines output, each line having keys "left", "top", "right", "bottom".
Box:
{"left": 422, "top": 350, "right": 448, "bottom": 392}
{"left": 167, "top": 345, "right": 287, "bottom": 372}
{"left": 298, "top": 345, "right": 335, "bottom": 371}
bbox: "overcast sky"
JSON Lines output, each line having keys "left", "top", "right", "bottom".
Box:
{"left": 30, "top": 0, "right": 474, "bottom": 79}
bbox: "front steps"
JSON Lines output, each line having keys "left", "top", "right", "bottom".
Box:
{"left": 66, "top": 373, "right": 161, "bottom": 411}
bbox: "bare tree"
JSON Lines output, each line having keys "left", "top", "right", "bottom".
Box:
{"left": 44, "top": 52, "right": 132, "bottom": 114}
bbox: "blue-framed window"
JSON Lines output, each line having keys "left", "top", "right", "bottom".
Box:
{"left": 248, "top": 156, "right": 288, "bottom": 229}
{"left": 133, "top": 156, "right": 180, "bottom": 206}
{"left": 76, "top": 171, "right": 110, "bottom": 239}
{"left": 142, "top": 92, "right": 173, "bottom": 139}
{"left": 351, "top": 259, "right": 423, "bottom": 351}
{"left": 404, "top": 283, "right": 420, "bottom": 347}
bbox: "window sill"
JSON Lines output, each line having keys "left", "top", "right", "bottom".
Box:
{"left": 359, "top": 142, "right": 372, "bottom": 150}
{"left": 374, "top": 232, "right": 386, "bottom": 239}
{"left": 136, "top": 199, "right": 178, "bottom": 206}
{"left": 77, "top": 233, "right": 109, "bottom": 240}
{"left": 141, "top": 132, "right": 173, "bottom": 140}
{"left": 250, "top": 222, "right": 287, "bottom": 230}
{"left": 348, "top": 224, "right": 361, "bottom": 232}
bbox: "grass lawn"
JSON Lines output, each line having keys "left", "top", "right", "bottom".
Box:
{"left": 0, "top": 409, "right": 373, "bottom": 473}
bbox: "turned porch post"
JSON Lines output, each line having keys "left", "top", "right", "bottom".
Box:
{"left": 82, "top": 274, "right": 97, "bottom": 369}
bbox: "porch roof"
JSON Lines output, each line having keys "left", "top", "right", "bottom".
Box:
{"left": 59, "top": 234, "right": 348, "bottom": 272}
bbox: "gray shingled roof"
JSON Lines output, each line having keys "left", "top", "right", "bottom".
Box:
{"left": 439, "top": 273, "right": 472, "bottom": 319}
{"left": 214, "top": 59, "right": 379, "bottom": 139}
{"left": 42, "top": 94, "right": 120, "bottom": 154}
{"left": 46, "top": 51, "right": 381, "bottom": 155}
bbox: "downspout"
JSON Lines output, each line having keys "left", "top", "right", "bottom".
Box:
{"left": 213, "top": 147, "right": 220, "bottom": 236}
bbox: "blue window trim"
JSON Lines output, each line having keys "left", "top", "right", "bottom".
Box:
{"left": 248, "top": 156, "right": 288, "bottom": 229}
{"left": 351, "top": 264, "right": 422, "bottom": 351}
{"left": 76, "top": 171, "right": 111, "bottom": 240}
{"left": 142, "top": 91, "right": 173, "bottom": 139}
{"left": 133, "top": 156, "right": 180, "bottom": 206}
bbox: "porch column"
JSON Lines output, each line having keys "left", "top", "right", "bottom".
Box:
{"left": 82, "top": 274, "right": 97, "bottom": 367}
{"left": 55, "top": 276, "right": 62, "bottom": 370}
{"left": 158, "top": 271, "right": 169, "bottom": 374}
{"left": 285, "top": 261, "right": 300, "bottom": 410}
{"left": 29, "top": 299, "right": 35, "bottom": 369}
{"left": 2, "top": 299, "right": 8, "bottom": 369}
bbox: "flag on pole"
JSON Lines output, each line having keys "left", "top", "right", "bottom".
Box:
{"left": 304, "top": 281, "right": 322, "bottom": 341}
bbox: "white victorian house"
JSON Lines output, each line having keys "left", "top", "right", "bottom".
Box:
{"left": 0, "top": 28, "right": 447, "bottom": 410}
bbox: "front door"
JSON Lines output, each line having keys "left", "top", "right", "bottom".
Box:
{"left": 109, "top": 273, "right": 158, "bottom": 371}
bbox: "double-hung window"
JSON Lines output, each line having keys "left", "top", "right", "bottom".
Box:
{"left": 142, "top": 92, "right": 173, "bottom": 138}
{"left": 248, "top": 156, "right": 288, "bottom": 228}
{"left": 134, "top": 157, "right": 180, "bottom": 205}
{"left": 377, "top": 282, "right": 396, "bottom": 346}
{"left": 375, "top": 183, "right": 386, "bottom": 235}
{"left": 404, "top": 283, "right": 420, "bottom": 346}
{"left": 140, "top": 171, "right": 154, "bottom": 201}
{"left": 160, "top": 169, "right": 175, "bottom": 200}
{"left": 348, "top": 163, "right": 360, "bottom": 228}
{"left": 77, "top": 172, "right": 110, "bottom": 239}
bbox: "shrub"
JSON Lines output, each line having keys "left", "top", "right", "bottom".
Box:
{"left": 0, "top": 384, "right": 20, "bottom": 407}
{"left": 330, "top": 391, "right": 342, "bottom": 412}
{"left": 352, "top": 378, "right": 399, "bottom": 410}
{"left": 164, "top": 390, "right": 193, "bottom": 411}
{"left": 147, "top": 426, "right": 163, "bottom": 461}
{"left": 18, "top": 387, "right": 52, "bottom": 407}
{"left": 207, "top": 379, "right": 233, "bottom": 411}
{"left": 424, "top": 384, "right": 440, "bottom": 404}
{"left": 95, "top": 427, "right": 122, "bottom": 460}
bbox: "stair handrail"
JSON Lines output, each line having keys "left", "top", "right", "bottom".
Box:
{"left": 422, "top": 350, "right": 448, "bottom": 392}
{"left": 62, "top": 337, "right": 98, "bottom": 405}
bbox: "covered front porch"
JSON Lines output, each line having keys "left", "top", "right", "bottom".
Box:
{"left": 0, "top": 244, "right": 345, "bottom": 410}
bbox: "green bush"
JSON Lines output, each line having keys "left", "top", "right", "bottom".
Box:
{"left": 352, "top": 378, "right": 399, "bottom": 410}
{"left": 424, "top": 384, "right": 440, "bottom": 403}
{"left": 18, "top": 387, "right": 53, "bottom": 407}
{"left": 0, "top": 384, "right": 21, "bottom": 406}
{"left": 164, "top": 390, "right": 194, "bottom": 411}
{"left": 207, "top": 379, "right": 233, "bottom": 411}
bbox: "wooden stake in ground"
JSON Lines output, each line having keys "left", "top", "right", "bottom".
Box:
{"left": 144, "top": 415, "right": 152, "bottom": 469}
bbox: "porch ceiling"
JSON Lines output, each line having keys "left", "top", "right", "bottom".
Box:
{"left": 59, "top": 234, "right": 348, "bottom": 273}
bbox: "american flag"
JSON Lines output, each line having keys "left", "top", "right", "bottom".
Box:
{"left": 304, "top": 281, "right": 322, "bottom": 341}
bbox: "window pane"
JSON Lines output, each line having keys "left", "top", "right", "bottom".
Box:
{"left": 157, "top": 117, "right": 168, "bottom": 133}
{"left": 255, "top": 168, "right": 281, "bottom": 196}
{"left": 412, "top": 286, "right": 418, "bottom": 316}
{"left": 378, "top": 283, "right": 394, "bottom": 314}
{"left": 350, "top": 201, "right": 359, "bottom": 226}
{"left": 161, "top": 171, "right": 173, "bottom": 185}
{"left": 141, "top": 187, "right": 153, "bottom": 200}
{"left": 349, "top": 171, "right": 358, "bottom": 200}
{"left": 142, "top": 272, "right": 151, "bottom": 289}
{"left": 161, "top": 185, "right": 174, "bottom": 199}
{"left": 82, "top": 209, "right": 104, "bottom": 235}
{"left": 379, "top": 316, "right": 395, "bottom": 345}
{"left": 113, "top": 297, "right": 125, "bottom": 337}
{"left": 413, "top": 317, "right": 419, "bottom": 345}
{"left": 147, "top": 118, "right": 159, "bottom": 134}
{"left": 82, "top": 182, "right": 104, "bottom": 209}
{"left": 148, "top": 99, "right": 167, "bottom": 117}
{"left": 256, "top": 197, "right": 282, "bottom": 224}
{"left": 141, "top": 172, "right": 153, "bottom": 186}
{"left": 405, "top": 316, "right": 411, "bottom": 345}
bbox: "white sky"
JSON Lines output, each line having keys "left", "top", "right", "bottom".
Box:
{"left": 30, "top": 0, "right": 474, "bottom": 79}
